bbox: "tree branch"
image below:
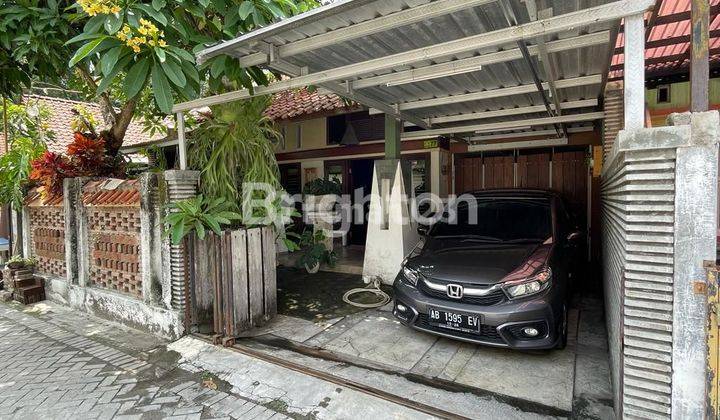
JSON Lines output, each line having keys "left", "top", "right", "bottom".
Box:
{"left": 106, "top": 96, "right": 138, "bottom": 156}
{"left": 75, "top": 66, "right": 117, "bottom": 126}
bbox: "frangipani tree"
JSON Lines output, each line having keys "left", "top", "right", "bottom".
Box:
{"left": 1, "top": 0, "right": 319, "bottom": 155}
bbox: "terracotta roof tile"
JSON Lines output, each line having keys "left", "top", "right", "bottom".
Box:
{"left": 25, "top": 188, "right": 63, "bottom": 206}
{"left": 264, "top": 88, "right": 360, "bottom": 121}
{"left": 1, "top": 95, "right": 161, "bottom": 155}
{"left": 82, "top": 179, "right": 140, "bottom": 206}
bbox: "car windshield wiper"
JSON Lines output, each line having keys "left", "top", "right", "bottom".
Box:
{"left": 433, "top": 234, "right": 503, "bottom": 242}
{"left": 502, "top": 237, "right": 545, "bottom": 243}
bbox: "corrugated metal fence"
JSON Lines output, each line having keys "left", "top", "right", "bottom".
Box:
{"left": 601, "top": 112, "right": 720, "bottom": 419}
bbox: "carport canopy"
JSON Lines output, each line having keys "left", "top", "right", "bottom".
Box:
{"left": 172, "top": 0, "right": 656, "bottom": 168}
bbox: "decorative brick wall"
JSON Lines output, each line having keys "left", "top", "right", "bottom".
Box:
{"left": 84, "top": 181, "right": 143, "bottom": 298}
{"left": 26, "top": 194, "right": 66, "bottom": 279}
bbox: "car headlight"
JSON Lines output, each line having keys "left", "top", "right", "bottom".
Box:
{"left": 503, "top": 267, "right": 552, "bottom": 299}
{"left": 401, "top": 266, "right": 421, "bottom": 286}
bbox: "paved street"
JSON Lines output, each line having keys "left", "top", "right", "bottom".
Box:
{"left": 0, "top": 301, "right": 296, "bottom": 420}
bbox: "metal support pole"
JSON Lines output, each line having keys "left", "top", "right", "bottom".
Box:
{"left": 624, "top": 13, "right": 646, "bottom": 131}
{"left": 176, "top": 112, "right": 187, "bottom": 170}
{"left": 690, "top": 0, "right": 710, "bottom": 112}
{"left": 385, "top": 114, "right": 402, "bottom": 160}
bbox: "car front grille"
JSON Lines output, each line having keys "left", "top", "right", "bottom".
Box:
{"left": 418, "top": 280, "right": 506, "bottom": 306}
{"left": 415, "top": 314, "right": 503, "bottom": 343}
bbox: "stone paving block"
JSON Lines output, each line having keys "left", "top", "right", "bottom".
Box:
{"left": 0, "top": 303, "right": 296, "bottom": 420}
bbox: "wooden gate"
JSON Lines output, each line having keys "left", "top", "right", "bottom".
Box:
{"left": 187, "top": 227, "right": 277, "bottom": 345}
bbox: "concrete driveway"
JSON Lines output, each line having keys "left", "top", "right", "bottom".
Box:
{"left": 239, "top": 288, "right": 614, "bottom": 419}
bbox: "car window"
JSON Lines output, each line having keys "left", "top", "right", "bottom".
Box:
{"left": 430, "top": 198, "right": 552, "bottom": 242}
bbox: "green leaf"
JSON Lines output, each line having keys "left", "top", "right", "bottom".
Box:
{"left": 155, "top": 47, "right": 166, "bottom": 63}
{"left": 209, "top": 56, "right": 225, "bottom": 78}
{"left": 194, "top": 220, "right": 206, "bottom": 240}
{"left": 238, "top": 1, "right": 254, "bottom": 20}
{"left": 135, "top": 3, "right": 168, "bottom": 26}
{"left": 101, "top": 46, "right": 123, "bottom": 76}
{"left": 97, "top": 54, "right": 132, "bottom": 93}
{"left": 152, "top": 0, "right": 166, "bottom": 11}
{"left": 160, "top": 58, "right": 186, "bottom": 87}
{"left": 167, "top": 45, "right": 195, "bottom": 62}
{"left": 171, "top": 221, "right": 185, "bottom": 245}
{"left": 151, "top": 63, "right": 174, "bottom": 114}
{"left": 84, "top": 15, "right": 105, "bottom": 33}
{"left": 69, "top": 36, "right": 107, "bottom": 67}
{"left": 104, "top": 13, "right": 123, "bottom": 34}
{"left": 123, "top": 57, "right": 151, "bottom": 99}
{"left": 265, "top": 3, "right": 286, "bottom": 18}
{"left": 65, "top": 32, "right": 103, "bottom": 45}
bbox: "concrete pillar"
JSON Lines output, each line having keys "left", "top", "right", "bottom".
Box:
{"left": 668, "top": 111, "right": 719, "bottom": 419}
{"left": 164, "top": 170, "right": 200, "bottom": 310}
{"left": 385, "top": 114, "right": 402, "bottom": 160}
{"left": 623, "top": 13, "right": 645, "bottom": 131}
{"left": 63, "top": 178, "right": 84, "bottom": 285}
{"left": 690, "top": 0, "right": 710, "bottom": 112}
{"left": 176, "top": 112, "right": 188, "bottom": 170}
{"left": 139, "top": 173, "right": 163, "bottom": 305}
{"left": 362, "top": 159, "right": 419, "bottom": 285}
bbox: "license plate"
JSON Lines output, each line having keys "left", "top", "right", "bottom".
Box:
{"left": 427, "top": 307, "right": 481, "bottom": 333}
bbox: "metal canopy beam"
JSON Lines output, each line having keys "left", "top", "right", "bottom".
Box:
{"left": 426, "top": 99, "right": 598, "bottom": 125}
{"left": 368, "top": 74, "right": 601, "bottom": 113}
{"left": 469, "top": 126, "right": 594, "bottom": 142}
{"left": 226, "top": 0, "right": 498, "bottom": 69}
{"left": 173, "top": 0, "right": 653, "bottom": 113}
{"left": 401, "top": 112, "right": 605, "bottom": 139}
{"left": 498, "top": 0, "right": 560, "bottom": 139}
{"left": 352, "top": 31, "right": 608, "bottom": 90}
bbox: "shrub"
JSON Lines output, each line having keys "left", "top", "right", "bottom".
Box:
{"left": 302, "top": 178, "right": 341, "bottom": 196}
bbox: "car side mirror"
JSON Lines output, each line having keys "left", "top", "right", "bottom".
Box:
{"left": 567, "top": 231, "right": 582, "bottom": 243}
{"left": 417, "top": 224, "right": 430, "bottom": 236}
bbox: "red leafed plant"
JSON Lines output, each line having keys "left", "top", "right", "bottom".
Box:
{"left": 29, "top": 151, "right": 76, "bottom": 199}
{"left": 28, "top": 131, "right": 127, "bottom": 201}
{"left": 67, "top": 132, "right": 106, "bottom": 175}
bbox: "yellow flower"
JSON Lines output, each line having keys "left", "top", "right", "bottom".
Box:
{"left": 132, "top": 45, "right": 141, "bottom": 53}
{"left": 158, "top": 39, "right": 167, "bottom": 47}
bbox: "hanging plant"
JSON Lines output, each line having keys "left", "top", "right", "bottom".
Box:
{"left": 188, "top": 96, "right": 281, "bottom": 212}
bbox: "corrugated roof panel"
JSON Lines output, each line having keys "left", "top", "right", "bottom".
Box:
{"left": 185, "top": 0, "right": 635, "bottom": 139}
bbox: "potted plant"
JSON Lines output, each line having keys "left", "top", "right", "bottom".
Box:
{"left": 296, "top": 229, "right": 337, "bottom": 274}
{"left": 4, "top": 255, "right": 37, "bottom": 270}
{"left": 303, "top": 178, "right": 341, "bottom": 214}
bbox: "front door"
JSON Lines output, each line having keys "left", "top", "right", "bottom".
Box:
{"left": 349, "top": 159, "right": 374, "bottom": 246}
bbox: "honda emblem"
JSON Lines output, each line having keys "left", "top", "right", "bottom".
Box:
{"left": 446, "top": 284, "right": 464, "bottom": 299}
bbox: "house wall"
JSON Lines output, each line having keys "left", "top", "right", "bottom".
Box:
{"left": 276, "top": 117, "right": 327, "bottom": 152}
{"left": 645, "top": 79, "right": 720, "bottom": 127}
{"left": 274, "top": 115, "right": 447, "bottom": 197}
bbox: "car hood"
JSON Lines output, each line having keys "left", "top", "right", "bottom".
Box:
{"left": 409, "top": 241, "right": 553, "bottom": 285}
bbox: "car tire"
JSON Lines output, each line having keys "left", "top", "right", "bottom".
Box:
{"left": 555, "top": 304, "right": 568, "bottom": 350}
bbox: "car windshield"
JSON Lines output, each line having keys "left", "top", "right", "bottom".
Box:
{"left": 430, "top": 198, "right": 552, "bottom": 242}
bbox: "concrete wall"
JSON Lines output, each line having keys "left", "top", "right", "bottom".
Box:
{"left": 24, "top": 173, "right": 185, "bottom": 340}
{"left": 601, "top": 111, "right": 720, "bottom": 418}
